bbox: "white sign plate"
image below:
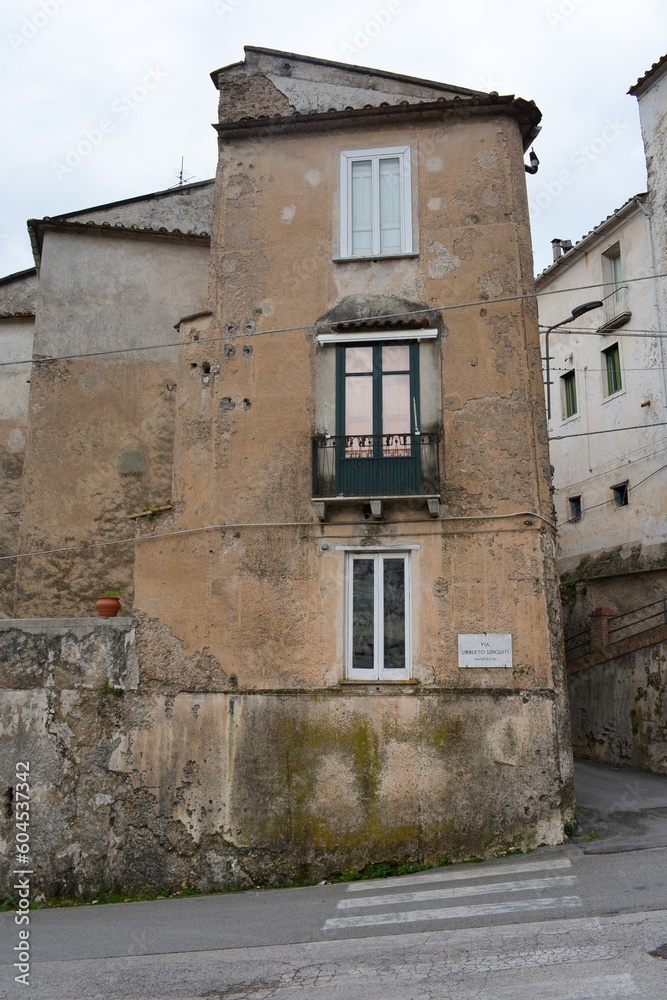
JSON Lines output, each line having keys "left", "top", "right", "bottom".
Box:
{"left": 458, "top": 634, "right": 513, "bottom": 668}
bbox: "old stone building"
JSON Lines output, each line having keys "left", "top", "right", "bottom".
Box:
{"left": 1, "top": 48, "right": 573, "bottom": 898}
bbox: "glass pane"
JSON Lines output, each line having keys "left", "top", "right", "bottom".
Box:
{"left": 611, "top": 253, "right": 622, "bottom": 289}
{"left": 379, "top": 157, "right": 401, "bottom": 253}
{"left": 352, "top": 559, "right": 375, "bottom": 669}
{"left": 563, "top": 373, "right": 577, "bottom": 417}
{"left": 382, "top": 373, "right": 411, "bottom": 448}
{"left": 345, "top": 376, "right": 373, "bottom": 455}
{"left": 605, "top": 347, "right": 621, "bottom": 395}
{"left": 383, "top": 558, "right": 405, "bottom": 671}
{"left": 351, "top": 160, "right": 373, "bottom": 255}
{"left": 382, "top": 344, "right": 410, "bottom": 372}
{"left": 345, "top": 346, "right": 373, "bottom": 373}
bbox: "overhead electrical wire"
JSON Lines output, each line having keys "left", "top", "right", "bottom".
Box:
{"left": 3, "top": 271, "right": 667, "bottom": 369}
{"left": 549, "top": 420, "right": 667, "bottom": 441}
{"left": 2, "top": 267, "right": 667, "bottom": 558}
{"left": 0, "top": 509, "right": 557, "bottom": 563}
{"left": 558, "top": 461, "right": 667, "bottom": 527}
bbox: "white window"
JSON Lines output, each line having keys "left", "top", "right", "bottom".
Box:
{"left": 601, "top": 243, "right": 630, "bottom": 329}
{"left": 339, "top": 146, "right": 413, "bottom": 259}
{"left": 346, "top": 551, "right": 411, "bottom": 680}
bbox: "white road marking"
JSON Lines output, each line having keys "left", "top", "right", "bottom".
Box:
{"left": 344, "top": 857, "right": 573, "bottom": 891}
{"left": 323, "top": 895, "right": 582, "bottom": 929}
{"left": 507, "top": 972, "right": 640, "bottom": 999}
{"left": 337, "top": 874, "right": 577, "bottom": 909}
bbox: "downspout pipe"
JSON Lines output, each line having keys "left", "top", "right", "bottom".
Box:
{"left": 633, "top": 195, "right": 667, "bottom": 436}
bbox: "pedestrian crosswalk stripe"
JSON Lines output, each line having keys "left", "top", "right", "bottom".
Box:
{"left": 344, "top": 857, "right": 573, "bottom": 891}
{"left": 337, "top": 874, "right": 578, "bottom": 909}
{"left": 323, "top": 895, "right": 582, "bottom": 929}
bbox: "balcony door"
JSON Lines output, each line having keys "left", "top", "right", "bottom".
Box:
{"left": 336, "top": 341, "right": 420, "bottom": 495}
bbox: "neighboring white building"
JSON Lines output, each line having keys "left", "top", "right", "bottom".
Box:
{"left": 535, "top": 55, "right": 667, "bottom": 638}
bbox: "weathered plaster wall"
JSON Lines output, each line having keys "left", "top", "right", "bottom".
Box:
{"left": 1, "top": 618, "right": 568, "bottom": 901}
{"left": 0, "top": 271, "right": 38, "bottom": 617}
{"left": 568, "top": 642, "right": 667, "bottom": 773}
{"left": 131, "top": 101, "right": 573, "bottom": 870}
{"left": 14, "top": 232, "right": 209, "bottom": 617}
{"left": 636, "top": 65, "right": 667, "bottom": 275}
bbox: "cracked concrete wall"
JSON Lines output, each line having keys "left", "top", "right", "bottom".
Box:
{"left": 1, "top": 617, "right": 568, "bottom": 899}
{"left": 568, "top": 642, "right": 667, "bottom": 773}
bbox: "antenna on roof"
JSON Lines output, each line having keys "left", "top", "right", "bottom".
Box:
{"left": 173, "top": 157, "right": 194, "bottom": 187}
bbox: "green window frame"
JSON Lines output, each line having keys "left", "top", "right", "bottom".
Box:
{"left": 603, "top": 343, "right": 622, "bottom": 396}
{"left": 562, "top": 370, "right": 577, "bottom": 418}
{"left": 335, "top": 341, "right": 421, "bottom": 495}
{"left": 337, "top": 341, "right": 420, "bottom": 439}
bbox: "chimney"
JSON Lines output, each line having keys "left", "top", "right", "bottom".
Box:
{"left": 551, "top": 238, "right": 573, "bottom": 261}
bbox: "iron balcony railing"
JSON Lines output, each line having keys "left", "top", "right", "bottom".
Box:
{"left": 564, "top": 627, "right": 591, "bottom": 661}
{"left": 565, "top": 597, "right": 667, "bottom": 662}
{"left": 607, "top": 598, "right": 667, "bottom": 644}
{"left": 312, "top": 431, "right": 440, "bottom": 499}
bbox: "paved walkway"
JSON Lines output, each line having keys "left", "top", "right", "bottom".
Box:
{"left": 572, "top": 757, "right": 667, "bottom": 852}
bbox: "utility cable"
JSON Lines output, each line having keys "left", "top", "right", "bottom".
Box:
{"left": 0, "top": 509, "right": 556, "bottom": 563}
{"left": 558, "top": 462, "right": 667, "bottom": 526}
{"left": 549, "top": 420, "right": 667, "bottom": 441}
{"left": 4, "top": 271, "right": 667, "bottom": 369}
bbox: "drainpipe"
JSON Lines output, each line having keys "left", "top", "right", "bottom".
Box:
{"left": 633, "top": 196, "right": 667, "bottom": 440}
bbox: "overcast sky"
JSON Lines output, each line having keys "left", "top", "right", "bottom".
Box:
{"left": 0, "top": 0, "right": 665, "bottom": 279}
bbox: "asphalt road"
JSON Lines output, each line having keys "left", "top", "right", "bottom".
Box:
{"left": 2, "top": 759, "right": 667, "bottom": 999}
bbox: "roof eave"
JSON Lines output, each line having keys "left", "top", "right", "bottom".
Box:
{"left": 629, "top": 54, "right": 667, "bottom": 96}
{"left": 50, "top": 178, "right": 215, "bottom": 223}
{"left": 27, "top": 218, "right": 211, "bottom": 271}
{"left": 213, "top": 93, "right": 541, "bottom": 147}
{"left": 0, "top": 266, "right": 38, "bottom": 287}
{"left": 535, "top": 194, "right": 647, "bottom": 285}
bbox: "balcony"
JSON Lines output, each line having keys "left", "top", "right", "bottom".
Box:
{"left": 312, "top": 431, "right": 440, "bottom": 517}
{"left": 599, "top": 283, "right": 631, "bottom": 332}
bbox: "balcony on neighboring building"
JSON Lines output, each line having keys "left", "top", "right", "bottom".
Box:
{"left": 311, "top": 431, "right": 441, "bottom": 518}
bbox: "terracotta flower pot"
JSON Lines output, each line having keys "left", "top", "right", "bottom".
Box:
{"left": 96, "top": 596, "right": 121, "bottom": 618}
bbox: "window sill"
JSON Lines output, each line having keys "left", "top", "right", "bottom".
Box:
{"left": 601, "top": 388, "right": 625, "bottom": 404}
{"left": 333, "top": 251, "right": 420, "bottom": 263}
{"left": 560, "top": 413, "right": 580, "bottom": 425}
{"left": 339, "top": 678, "right": 418, "bottom": 686}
